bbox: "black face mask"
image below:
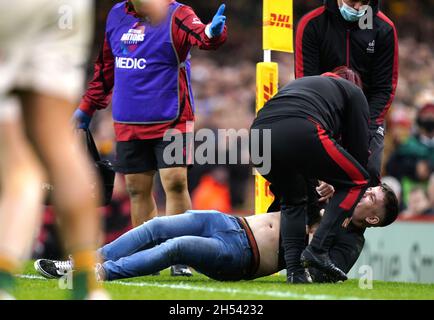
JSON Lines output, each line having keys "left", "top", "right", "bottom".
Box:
{"left": 418, "top": 118, "right": 434, "bottom": 133}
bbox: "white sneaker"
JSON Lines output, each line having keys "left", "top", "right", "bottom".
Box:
{"left": 34, "top": 259, "right": 73, "bottom": 279}
{"left": 94, "top": 263, "right": 105, "bottom": 282}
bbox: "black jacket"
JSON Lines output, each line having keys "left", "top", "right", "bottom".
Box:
{"left": 254, "top": 75, "right": 370, "bottom": 167}
{"left": 295, "top": 0, "right": 398, "bottom": 129}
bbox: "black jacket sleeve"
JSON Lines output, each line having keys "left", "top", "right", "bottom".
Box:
{"left": 329, "top": 227, "right": 365, "bottom": 273}
{"left": 309, "top": 226, "right": 365, "bottom": 282}
{"left": 342, "top": 86, "right": 370, "bottom": 169}
{"left": 295, "top": 17, "right": 321, "bottom": 78}
{"left": 366, "top": 23, "right": 399, "bottom": 128}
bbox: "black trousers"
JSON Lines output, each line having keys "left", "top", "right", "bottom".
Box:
{"left": 251, "top": 117, "right": 369, "bottom": 274}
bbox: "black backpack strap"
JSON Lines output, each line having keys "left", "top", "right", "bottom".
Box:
{"left": 85, "top": 128, "right": 101, "bottom": 162}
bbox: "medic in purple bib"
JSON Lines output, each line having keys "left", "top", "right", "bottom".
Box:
{"left": 73, "top": 0, "right": 227, "bottom": 276}
{"left": 76, "top": 0, "right": 227, "bottom": 139}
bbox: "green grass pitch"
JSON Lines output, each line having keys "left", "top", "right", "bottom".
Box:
{"left": 13, "top": 262, "right": 434, "bottom": 300}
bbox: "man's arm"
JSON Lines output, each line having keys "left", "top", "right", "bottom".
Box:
{"left": 173, "top": 5, "right": 227, "bottom": 51}
{"left": 364, "top": 17, "right": 398, "bottom": 185}
{"left": 329, "top": 227, "right": 365, "bottom": 274}
{"left": 78, "top": 34, "right": 115, "bottom": 116}
{"left": 309, "top": 227, "right": 365, "bottom": 282}
{"left": 295, "top": 7, "right": 325, "bottom": 78}
{"left": 367, "top": 15, "right": 399, "bottom": 127}
{"left": 343, "top": 87, "right": 370, "bottom": 168}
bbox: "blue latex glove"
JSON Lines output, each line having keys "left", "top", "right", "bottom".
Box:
{"left": 210, "top": 4, "right": 226, "bottom": 37}
{"left": 73, "top": 109, "right": 92, "bottom": 129}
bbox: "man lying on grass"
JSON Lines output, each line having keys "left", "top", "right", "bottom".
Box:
{"left": 35, "top": 185, "right": 398, "bottom": 283}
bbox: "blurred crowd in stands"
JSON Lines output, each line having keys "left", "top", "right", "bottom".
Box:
{"left": 34, "top": 0, "right": 434, "bottom": 257}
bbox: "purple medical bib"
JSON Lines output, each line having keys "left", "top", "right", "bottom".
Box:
{"left": 106, "top": 1, "right": 192, "bottom": 124}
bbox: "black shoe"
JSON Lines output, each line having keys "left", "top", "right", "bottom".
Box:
{"left": 34, "top": 259, "right": 73, "bottom": 279}
{"left": 308, "top": 267, "right": 336, "bottom": 283}
{"left": 287, "top": 270, "right": 312, "bottom": 284}
{"left": 300, "top": 246, "right": 347, "bottom": 282}
{"left": 170, "top": 265, "right": 193, "bottom": 277}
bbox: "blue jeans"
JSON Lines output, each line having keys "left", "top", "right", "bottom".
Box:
{"left": 99, "top": 210, "right": 252, "bottom": 281}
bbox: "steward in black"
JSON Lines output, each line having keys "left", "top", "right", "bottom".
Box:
{"left": 251, "top": 73, "right": 370, "bottom": 282}
{"left": 295, "top": 0, "right": 399, "bottom": 185}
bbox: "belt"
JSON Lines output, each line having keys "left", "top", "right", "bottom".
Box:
{"left": 236, "top": 217, "right": 260, "bottom": 279}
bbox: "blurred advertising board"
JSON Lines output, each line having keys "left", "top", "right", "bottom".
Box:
{"left": 349, "top": 218, "right": 434, "bottom": 284}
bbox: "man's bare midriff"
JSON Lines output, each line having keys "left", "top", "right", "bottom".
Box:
{"left": 245, "top": 212, "right": 281, "bottom": 278}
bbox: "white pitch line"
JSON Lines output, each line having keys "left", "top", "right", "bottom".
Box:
{"left": 18, "top": 274, "right": 47, "bottom": 280}
{"left": 109, "top": 280, "right": 365, "bottom": 300}
{"left": 18, "top": 274, "right": 364, "bottom": 300}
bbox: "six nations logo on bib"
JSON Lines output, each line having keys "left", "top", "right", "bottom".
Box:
{"left": 120, "top": 22, "right": 146, "bottom": 55}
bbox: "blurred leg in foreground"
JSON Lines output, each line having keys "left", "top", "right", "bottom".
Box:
{"left": 0, "top": 0, "right": 106, "bottom": 299}
{"left": 0, "top": 101, "right": 45, "bottom": 299}
{"left": 21, "top": 92, "right": 104, "bottom": 299}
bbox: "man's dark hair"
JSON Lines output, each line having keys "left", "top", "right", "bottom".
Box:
{"left": 380, "top": 183, "right": 399, "bottom": 227}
